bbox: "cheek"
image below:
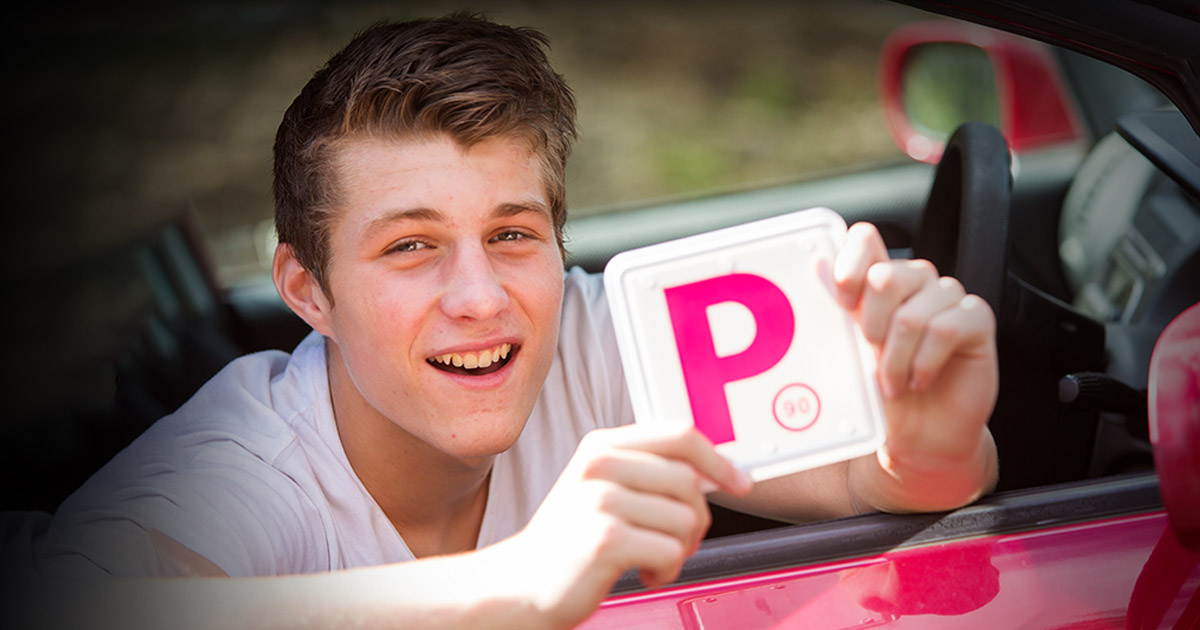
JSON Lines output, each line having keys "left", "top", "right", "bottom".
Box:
{"left": 515, "top": 258, "right": 565, "bottom": 327}
{"left": 337, "top": 278, "right": 430, "bottom": 363}
{"left": 527, "top": 276, "right": 565, "bottom": 364}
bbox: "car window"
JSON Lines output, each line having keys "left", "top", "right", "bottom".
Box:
{"left": 12, "top": 1, "right": 932, "bottom": 288}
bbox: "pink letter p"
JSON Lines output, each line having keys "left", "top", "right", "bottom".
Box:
{"left": 663, "top": 274, "right": 795, "bottom": 444}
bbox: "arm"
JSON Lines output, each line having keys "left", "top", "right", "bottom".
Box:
{"left": 23, "top": 552, "right": 543, "bottom": 630}
{"left": 21, "top": 425, "right": 751, "bottom": 630}
{"left": 713, "top": 222, "right": 999, "bottom": 521}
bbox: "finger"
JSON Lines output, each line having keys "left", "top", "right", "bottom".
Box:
{"left": 587, "top": 425, "right": 753, "bottom": 496}
{"left": 858, "top": 259, "right": 939, "bottom": 345}
{"left": 877, "top": 276, "right": 967, "bottom": 398}
{"left": 834, "top": 222, "right": 890, "bottom": 311}
{"left": 908, "top": 294, "right": 996, "bottom": 392}
{"left": 603, "top": 520, "right": 687, "bottom": 588}
{"left": 582, "top": 451, "right": 713, "bottom": 547}
{"left": 582, "top": 449, "right": 706, "bottom": 499}
{"left": 592, "top": 481, "right": 705, "bottom": 551}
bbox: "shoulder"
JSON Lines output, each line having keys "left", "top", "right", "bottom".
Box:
{"left": 558, "top": 267, "right": 612, "bottom": 345}
{"left": 163, "top": 331, "right": 327, "bottom": 449}
{"left": 38, "top": 333, "right": 335, "bottom": 577}
{"left": 536, "top": 268, "right": 633, "bottom": 430}
{"left": 562, "top": 266, "right": 606, "bottom": 306}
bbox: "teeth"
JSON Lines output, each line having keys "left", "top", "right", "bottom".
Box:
{"left": 430, "top": 343, "right": 512, "bottom": 370}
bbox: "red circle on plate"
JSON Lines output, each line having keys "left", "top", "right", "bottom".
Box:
{"left": 772, "top": 383, "right": 821, "bottom": 431}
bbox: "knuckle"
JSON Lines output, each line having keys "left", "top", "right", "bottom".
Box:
{"left": 880, "top": 347, "right": 905, "bottom": 372}
{"left": 848, "top": 221, "right": 875, "bottom": 236}
{"left": 937, "top": 275, "right": 965, "bottom": 296}
{"left": 962, "top": 294, "right": 997, "bottom": 327}
{"left": 661, "top": 536, "right": 686, "bottom": 561}
{"left": 866, "top": 262, "right": 897, "bottom": 292}
{"left": 909, "top": 258, "right": 938, "bottom": 278}
{"left": 846, "top": 222, "right": 879, "bottom": 248}
{"left": 594, "top": 513, "right": 627, "bottom": 547}
{"left": 579, "top": 452, "right": 616, "bottom": 480}
{"left": 891, "top": 309, "right": 925, "bottom": 336}
{"left": 881, "top": 365, "right": 907, "bottom": 392}
{"left": 676, "top": 504, "right": 699, "bottom": 533}
{"left": 668, "top": 460, "right": 698, "bottom": 488}
{"left": 909, "top": 362, "right": 936, "bottom": 387}
{"left": 591, "top": 483, "right": 621, "bottom": 513}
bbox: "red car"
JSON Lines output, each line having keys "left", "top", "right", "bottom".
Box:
{"left": 567, "top": 1, "right": 1200, "bottom": 627}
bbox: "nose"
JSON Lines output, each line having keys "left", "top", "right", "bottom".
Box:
{"left": 439, "top": 243, "right": 510, "bottom": 321}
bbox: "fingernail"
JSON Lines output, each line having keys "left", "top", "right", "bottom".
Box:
{"left": 698, "top": 479, "right": 719, "bottom": 494}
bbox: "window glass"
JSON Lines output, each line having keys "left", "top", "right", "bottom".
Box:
{"left": 901, "top": 43, "right": 1000, "bottom": 138}
{"left": 12, "top": 0, "right": 926, "bottom": 286}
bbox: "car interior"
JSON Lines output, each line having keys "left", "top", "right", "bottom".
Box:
{"left": 3, "top": 2, "right": 1197, "bottom": 591}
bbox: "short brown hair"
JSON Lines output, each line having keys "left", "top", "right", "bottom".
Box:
{"left": 273, "top": 14, "right": 577, "bottom": 291}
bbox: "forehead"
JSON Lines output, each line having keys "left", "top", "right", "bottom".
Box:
{"left": 327, "top": 133, "right": 550, "bottom": 229}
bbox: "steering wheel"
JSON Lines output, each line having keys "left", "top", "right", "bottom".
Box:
{"left": 913, "top": 121, "right": 1012, "bottom": 315}
{"left": 914, "top": 122, "right": 1114, "bottom": 491}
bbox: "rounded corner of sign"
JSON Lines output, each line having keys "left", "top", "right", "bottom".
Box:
{"left": 602, "top": 253, "right": 632, "bottom": 287}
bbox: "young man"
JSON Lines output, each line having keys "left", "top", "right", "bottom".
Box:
{"left": 25, "top": 14, "right": 997, "bottom": 629}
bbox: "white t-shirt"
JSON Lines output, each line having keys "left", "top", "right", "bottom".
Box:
{"left": 36, "top": 268, "right": 634, "bottom": 578}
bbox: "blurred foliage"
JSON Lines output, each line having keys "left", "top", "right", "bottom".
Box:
{"left": 6, "top": 0, "right": 921, "bottom": 285}
{"left": 902, "top": 43, "right": 1000, "bottom": 137}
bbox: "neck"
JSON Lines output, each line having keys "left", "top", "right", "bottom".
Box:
{"left": 324, "top": 340, "right": 493, "bottom": 558}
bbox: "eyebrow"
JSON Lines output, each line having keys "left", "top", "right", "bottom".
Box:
{"left": 362, "top": 201, "right": 552, "bottom": 241}
{"left": 495, "top": 201, "right": 552, "bottom": 222}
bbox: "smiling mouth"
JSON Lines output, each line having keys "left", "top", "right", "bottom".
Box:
{"left": 427, "top": 343, "right": 515, "bottom": 376}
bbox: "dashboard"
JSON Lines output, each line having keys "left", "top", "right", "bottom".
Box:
{"left": 1060, "top": 109, "right": 1200, "bottom": 335}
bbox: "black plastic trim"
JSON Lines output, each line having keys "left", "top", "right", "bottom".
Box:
{"left": 1117, "top": 110, "right": 1200, "bottom": 201}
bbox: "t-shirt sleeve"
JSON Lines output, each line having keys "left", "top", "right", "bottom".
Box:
{"left": 35, "top": 412, "right": 328, "bottom": 579}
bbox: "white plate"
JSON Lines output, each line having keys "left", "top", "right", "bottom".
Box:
{"left": 604, "top": 207, "right": 885, "bottom": 481}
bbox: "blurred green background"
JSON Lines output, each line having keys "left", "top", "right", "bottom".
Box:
{"left": 7, "top": 0, "right": 924, "bottom": 285}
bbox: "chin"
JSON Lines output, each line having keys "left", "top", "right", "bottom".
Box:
{"left": 433, "top": 413, "right": 528, "bottom": 460}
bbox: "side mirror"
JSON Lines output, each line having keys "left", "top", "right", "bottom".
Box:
{"left": 878, "top": 21, "right": 1084, "bottom": 163}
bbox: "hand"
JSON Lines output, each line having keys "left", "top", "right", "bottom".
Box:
{"left": 833, "top": 222, "right": 998, "bottom": 512}
{"left": 490, "top": 424, "right": 752, "bottom": 628}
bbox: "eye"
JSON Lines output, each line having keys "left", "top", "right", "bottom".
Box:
{"left": 491, "top": 230, "right": 529, "bottom": 243}
{"left": 388, "top": 239, "right": 430, "bottom": 254}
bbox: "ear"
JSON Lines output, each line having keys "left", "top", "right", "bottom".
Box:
{"left": 273, "top": 243, "right": 335, "bottom": 338}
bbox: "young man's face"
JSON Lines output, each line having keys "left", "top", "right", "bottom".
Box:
{"left": 312, "top": 134, "right": 564, "bottom": 462}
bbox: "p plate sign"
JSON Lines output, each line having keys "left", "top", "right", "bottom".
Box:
{"left": 604, "top": 207, "right": 885, "bottom": 482}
